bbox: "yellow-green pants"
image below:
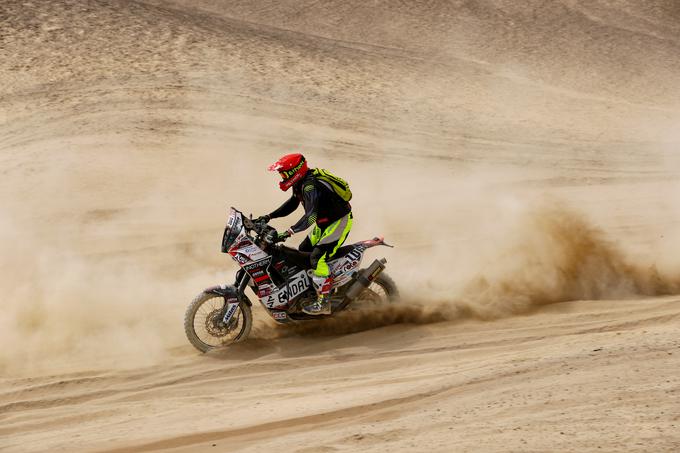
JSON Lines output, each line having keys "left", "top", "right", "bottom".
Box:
{"left": 299, "top": 213, "right": 353, "bottom": 277}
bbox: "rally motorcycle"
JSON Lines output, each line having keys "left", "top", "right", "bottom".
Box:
{"left": 184, "top": 207, "right": 399, "bottom": 352}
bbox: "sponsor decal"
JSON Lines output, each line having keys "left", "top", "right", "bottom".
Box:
{"left": 228, "top": 234, "right": 253, "bottom": 254}
{"left": 222, "top": 302, "right": 238, "bottom": 323}
{"left": 261, "top": 271, "right": 310, "bottom": 309}
{"left": 276, "top": 280, "right": 306, "bottom": 304}
{"left": 253, "top": 275, "right": 270, "bottom": 284}
{"left": 272, "top": 311, "right": 287, "bottom": 320}
{"left": 233, "top": 253, "right": 249, "bottom": 265}
{"left": 242, "top": 245, "right": 260, "bottom": 255}
{"left": 339, "top": 260, "right": 360, "bottom": 274}
{"left": 333, "top": 249, "right": 363, "bottom": 276}
{"left": 273, "top": 271, "right": 309, "bottom": 307}
{"left": 244, "top": 257, "right": 272, "bottom": 272}
{"left": 345, "top": 248, "right": 363, "bottom": 262}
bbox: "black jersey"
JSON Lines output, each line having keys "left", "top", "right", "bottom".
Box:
{"left": 268, "top": 170, "right": 352, "bottom": 233}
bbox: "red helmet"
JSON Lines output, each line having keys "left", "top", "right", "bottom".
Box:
{"left": 268, "top": 153, "right": 309, "bottom": 191}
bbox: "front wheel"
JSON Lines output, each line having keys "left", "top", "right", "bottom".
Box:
{"left": 184, "top": 292, "right": 253, "bottom": 353}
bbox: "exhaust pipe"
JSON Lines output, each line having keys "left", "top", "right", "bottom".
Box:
{"left": 344, "top": 258, "right": 387, "bottom": 300}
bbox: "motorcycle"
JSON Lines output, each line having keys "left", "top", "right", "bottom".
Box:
{"left": 184, "top": 207, "right": 399, "bottom": 352}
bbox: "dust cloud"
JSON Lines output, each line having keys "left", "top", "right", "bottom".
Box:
{"left": 2, "top": 0, "right": 680, "bottom": 378}
{"left": 3, "top": 147, "right": 680, "bottom": 375}
{"left": 4, "top": 1, "right": 680, "bottom": 450}
{"left": 260, "top": 195, "right": 680, "bottom": 338}
{"left": 0, "top": 216, "right": 190, "bottom": 375}
{"left": 3, "top": 143, "right": 680, "bottom": 374}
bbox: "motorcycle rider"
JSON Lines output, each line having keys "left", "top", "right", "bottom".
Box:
{"left": 256, "top": 153, "right": 352, "bottom": 315}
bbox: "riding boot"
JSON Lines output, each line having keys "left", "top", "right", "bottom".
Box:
{"left": 302, "top": 275, "right": 333, "bottom": 315}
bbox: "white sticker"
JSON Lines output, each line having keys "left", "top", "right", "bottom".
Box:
{"left": 222, "top": 302, "right": 239, "bottom": 323}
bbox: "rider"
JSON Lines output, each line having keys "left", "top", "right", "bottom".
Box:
{"left": 257, "top": 153, "right": 352, "bottom": 315}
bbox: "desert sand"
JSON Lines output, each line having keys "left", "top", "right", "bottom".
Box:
{"left": 1, "top": 1, "right": 680, "bottom": 451}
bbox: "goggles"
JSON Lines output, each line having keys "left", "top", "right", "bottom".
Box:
{"left": 279, "top": 161, "right": 304, "bottom": 180}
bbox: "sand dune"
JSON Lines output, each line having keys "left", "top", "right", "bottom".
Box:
{"left": 1, "top": 0, "right": 680, "bottom": 451}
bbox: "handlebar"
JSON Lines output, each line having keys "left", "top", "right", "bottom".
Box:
{"left": 245, "top": 215, "right": 286, "bottom": 247}
{"left": 242, "top": 216, "right": 257, "bottom": 231}
{"left": 228, "top": 209, "right": 290, "bottom": 248}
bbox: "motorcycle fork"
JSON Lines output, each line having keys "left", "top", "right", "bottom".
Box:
{"left": 235, "top": 271, "right": 251, "bottom": 302}
{"left": 220, "top": 272, "right": 251, "bottom": 324}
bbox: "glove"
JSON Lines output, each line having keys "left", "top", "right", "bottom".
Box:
{"left": 254, "top": 214, "right": 271, "bottom": 224}
{"left": 263, "top": 230, "right": 277, "bottom": 244}
{"left": 277, "top": 228, "right": 294, "bottom": 242}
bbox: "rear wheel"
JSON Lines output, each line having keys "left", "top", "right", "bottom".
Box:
{"left": 351, "top": 271, "right": 399, "bottom": 309}
{"left": 184, "top": 292, "right": 252, "bottom": 353}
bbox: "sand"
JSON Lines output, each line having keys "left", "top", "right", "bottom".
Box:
{"left": 1, "top": 0, "right": 679, "bottom": 451}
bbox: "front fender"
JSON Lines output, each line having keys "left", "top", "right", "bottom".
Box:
{"left": 204, "top": 284, "right": 252, "bottom": 306}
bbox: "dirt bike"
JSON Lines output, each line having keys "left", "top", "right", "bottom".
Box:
{"left": 184, "top": 207, "right": 399, "bottom": 352}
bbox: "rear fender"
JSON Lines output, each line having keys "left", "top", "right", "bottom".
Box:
{"left": 359, "top": 236, "right": 394, "bottom": 249}
{"left": 330, "top": 237, "right": 392, "bottom": 285}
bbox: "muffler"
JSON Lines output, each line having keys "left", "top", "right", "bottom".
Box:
{"left": 344, "top": 258, "right": 387, "bottom": 300}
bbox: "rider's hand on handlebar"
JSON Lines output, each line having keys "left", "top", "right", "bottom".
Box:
{"left": 277, "top": 229, "right": 293, "bottom": 242}
{"left": 254, "top": 214, "right": 271, "bottom": 224}
{"left": 263, "top": 230, "right": 277, "bottom": 244}
{"left": 263, "top": 228, "right": 292, "bottom": 245}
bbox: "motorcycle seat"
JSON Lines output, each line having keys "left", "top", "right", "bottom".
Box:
{"left": 276, "top": 244, "right": 358, "bottom": 270}
{"left": 276, "top": 246, "right": 312, "bottom": 269}
{"left": 331, "top": 245, "right": 355, "bottom": 260}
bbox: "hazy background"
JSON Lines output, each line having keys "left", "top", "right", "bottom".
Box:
{"left": 2, "top": 1, "right": 680, "bottom": 451}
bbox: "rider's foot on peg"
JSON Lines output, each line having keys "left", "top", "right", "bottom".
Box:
{"left": 302, "top": 294, "right": 331, "bottom": 315}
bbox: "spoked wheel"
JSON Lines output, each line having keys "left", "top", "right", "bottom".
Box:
{"left": 351, "top": 272, "right": 400, "bottom": 309}
{"left": 184, "top": 292, "right": 252, "bottom": 353}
